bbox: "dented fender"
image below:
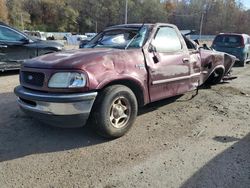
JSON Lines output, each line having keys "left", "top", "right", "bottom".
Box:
{"left": 199, "top": 49, "right": 235, "bottom": 85}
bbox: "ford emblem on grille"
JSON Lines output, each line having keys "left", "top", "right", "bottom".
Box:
{"left": 28, "top": 75, "right": 33, "bottom": 80}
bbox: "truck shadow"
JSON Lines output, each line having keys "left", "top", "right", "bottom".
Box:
{"left": 138, "top": 95, "right": 181, "bottom": 115}
{"left": 195, "top": 81, "right": 231, "bottom": 91}
{"left": 180, "top": 133, "right": 250, "bottom": 188}
{"left": 0, "top": 92, "right": 182, "bottom": 162}
{"left": 0, "top": 70, "right": 19, "bottom": 76}
{"left": 0, "top": 92, "right": 110, "bottom": 162}
{"left": 233, "top": 61, "right": 250, "bottom": 67}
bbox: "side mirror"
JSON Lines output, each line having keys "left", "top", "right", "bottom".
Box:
{"left": 20, "top": 38, "right": 30, "bottom": 44}
{"left": 148, "top": 44, "right": 155, "bottom": 53}
{"left": 148, "top": 40, "right": 157, "bottom": 53}
{"left": 149, "top": 40, "right": 160, "bottom": 63}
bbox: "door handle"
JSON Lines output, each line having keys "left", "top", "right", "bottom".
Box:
{"left": 182, "top": 58, "right": 190, "bottom": 63}
{"left": 0, "top": 45, "right": 7, "bottom": 48}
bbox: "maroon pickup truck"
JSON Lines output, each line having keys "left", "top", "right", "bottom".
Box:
{"left": 14, "top": 23, "right": 235, "bottom": 138}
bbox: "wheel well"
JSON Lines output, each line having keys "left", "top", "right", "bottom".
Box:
{"left": 205, "top": 67, "right": 224, "bottom": 85}
{"left": 103, "top": 80, "right": 145, "bottom": 107}
{"left": 213, "top": 67, "right": 224, "bottom": 77}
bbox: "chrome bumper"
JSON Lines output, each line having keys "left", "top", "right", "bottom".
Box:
{"left": 14, "top": 86, "right": 97, "bottom": 127}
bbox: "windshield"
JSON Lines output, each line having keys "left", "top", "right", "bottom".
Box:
{"left": 84, "top": 26, "right": 149, "bottom": 49}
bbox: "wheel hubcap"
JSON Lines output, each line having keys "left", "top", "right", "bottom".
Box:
{"left": 109, "top": 97, "right": 131, "bottom": 128}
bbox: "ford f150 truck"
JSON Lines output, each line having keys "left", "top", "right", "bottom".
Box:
{"left": 14, "top": 23, "right": 235, "bottom": 138}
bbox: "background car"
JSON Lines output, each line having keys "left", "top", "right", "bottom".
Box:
{"left": 23, "top": 30, "right": 47, "bottom": 41}
{"left": 212, "top": 33, "right": 250, "bottom": 67}
{"left": 0, "top": 22, "right": 63, "bottom": 71}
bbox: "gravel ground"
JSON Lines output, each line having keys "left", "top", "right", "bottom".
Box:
{"left": 0, "top": 65, "right": 249, "bottom": 188}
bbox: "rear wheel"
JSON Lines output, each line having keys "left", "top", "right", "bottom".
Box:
{"left": 205, "top": 68, "right": 224, "bottom": 85}
{"left": 239, "top": 60, "right": 246, "bottom": 67}
{"left": 91, "top": 85, "right": 138, "bottom": 138}
{"left": 240, "top": 54, "right": 248, "bottom": 67}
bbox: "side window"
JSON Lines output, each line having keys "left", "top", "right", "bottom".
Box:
{"left": 183, "top": 35, "right": 197, "bottom": 50}
{"left": 153, "top": 27, "right": 182, "bottom": 53}
{"left": 0, "top": 26, "right": 26, "bottom": 42}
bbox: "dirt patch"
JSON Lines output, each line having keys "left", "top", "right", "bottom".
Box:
{"left": 0, "top": 67, "right": 250, "bottom": 187}
{"left": 211, "top": 85, "right": 250, "bottom": 97}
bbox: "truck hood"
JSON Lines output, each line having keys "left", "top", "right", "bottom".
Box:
{"left": 23, "top": 48, "right": 120, "bottom": 69}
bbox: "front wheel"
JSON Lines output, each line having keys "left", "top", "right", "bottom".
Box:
{"left": 91, "top": 85, "right": 138, "bottom": 138}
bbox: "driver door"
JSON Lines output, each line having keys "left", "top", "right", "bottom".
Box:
{"left": 144, "top": 25, "right": 192, "bottom": 102}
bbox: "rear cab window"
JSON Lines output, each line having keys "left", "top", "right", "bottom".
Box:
{"left": 183, "top": 35, "right": 197, "bottom": 50}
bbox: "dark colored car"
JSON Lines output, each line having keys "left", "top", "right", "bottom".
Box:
{"left": 212, "top": 33, "right": 250, "bottom": 67}
{"left": 14, "top": 23, "right": 235, "bottom": 138}
{"left": 0, "top": 22, "right": 63, "bottom": 71}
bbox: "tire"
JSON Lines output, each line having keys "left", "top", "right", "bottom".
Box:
{"left": 246, "top": 54, "right": 249, "bottom": 64}
{"left": 205, "top": 68, "right": 224, "bottom": 85}
{"left": 239, "top": 60, "right": 246, "bottom": 67}
{"left": 91, "top": 85, "right": 138, "bottom": 138}
{"left": 240, "top": 54, "right": 248, "bottom": 67}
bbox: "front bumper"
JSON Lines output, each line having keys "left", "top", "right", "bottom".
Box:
{"left": 14, "top": 86, "right": 97, "bottom": 128}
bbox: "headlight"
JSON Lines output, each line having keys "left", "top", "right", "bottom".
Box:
{"left": 48, "top": 72, "right": 87, "bottom": 88}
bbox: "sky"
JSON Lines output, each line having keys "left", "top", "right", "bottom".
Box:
{"left": 240, "top": 0, "right": 250, "bottom": 9}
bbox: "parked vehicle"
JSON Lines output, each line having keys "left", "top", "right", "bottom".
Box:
{"left": 66, "top": 34, "right": 87, "bottom": 45}
{"left": 14, "top": 23, "right": 235, "bottom": 138}
{"left": 85, "top": 33, "right": 97, "bottom": 39}
{"left": 212, "top": 33, "right": 250, "bottom": 67}
{"left": 46, "top": 33, "right": 55, "bottom": 40}
{"left": 76, "top": 34, "right": 87, "bottom": 41}
{"left": 0, "top": 22, "right": 63, "bottom": 71}
{"left": 63, "top": 33, "right": 72, "bottom": 40}
{"left": 23, "top": 30, "right": 47, "bottom": 41}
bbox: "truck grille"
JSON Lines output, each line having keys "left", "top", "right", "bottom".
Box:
{"left": 21, "top": 71, "right": 45, "bottom": 87}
